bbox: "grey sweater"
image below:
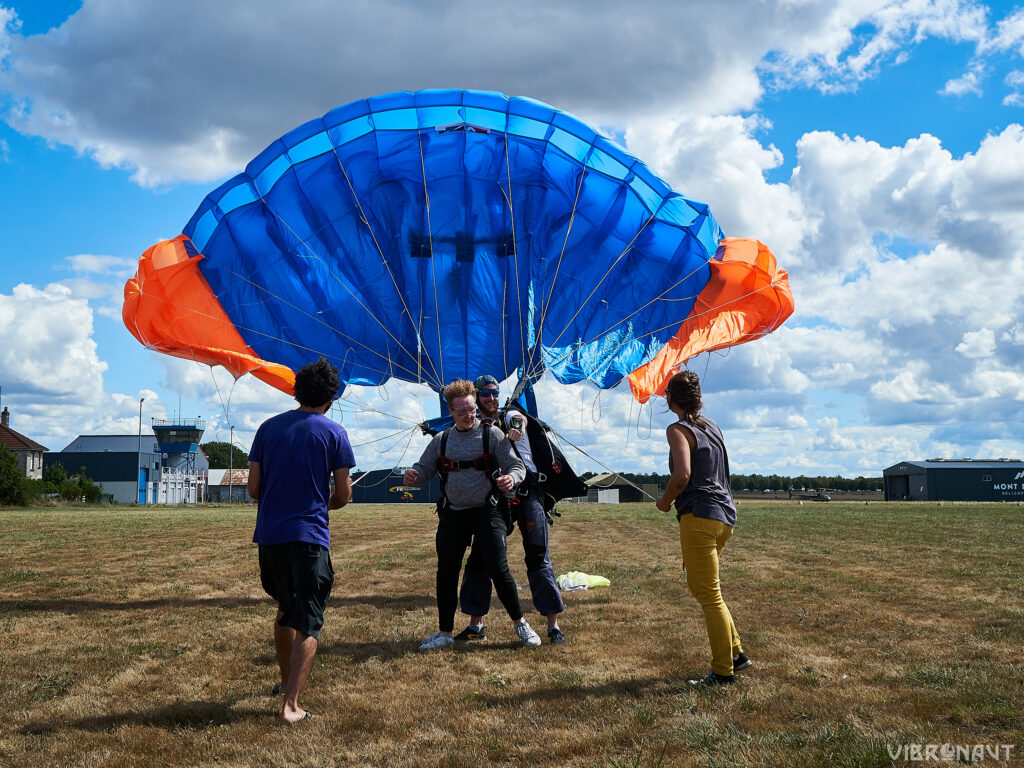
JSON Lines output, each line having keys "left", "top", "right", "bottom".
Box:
{"left": 411, "top": 421, "right": 525, "bottom": 509}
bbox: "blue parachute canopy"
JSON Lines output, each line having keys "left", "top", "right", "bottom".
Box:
{"left": 176, "top": 89, "right": 723, "bottom": 395}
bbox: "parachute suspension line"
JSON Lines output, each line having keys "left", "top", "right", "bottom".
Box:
{"left": 548, "top": 426, "right": 657, "bottom": 502}
{"left": 530, "top": 254, "right": 707, "bottom": 379}
{"left": 331, "top": 149, "right": 443, "bottom": 390}
{"left": 222, "top": 268, "right": 425, "bottom": 382}
{"left": 417, "top": 130, "right": 446, "bottom": 388}
{"left": 137, "top": 279, "right": 349, "bottom": 367}
{"left": 502, "top": 130, "right": 528, "bottom": 377}
{"left": 501, "top": 257, "right": 509, "bottom": 377}
{"left": 543, "top": 210, "right": 656, "bottom": 356}
{"left": 248, "top": 215, "right": 432, "bottom": 385}
{"left": 350, "top": 425, "right": 416, "bottom": 450}
{"left": 591, "top": 387, "right": 603, "bottom": 424}
{"left": 149, "top": 280, "right": 429, "bottom": 389}
{"left": 624, "top": 390, "right": 634, "bottom": 455}
{"left": 391, "top": 426, "right": 420, "bottom": 474}
{"left": 528, "top": 168, "right": 587, "bottom": 381}
{"left": 207, "top": 361, "right": 235, "bottom": 431}
{"left": 540, "top": 277, "right": 784, "bottom": 384}
{"left": 335, "top": 389, "right": 425, "bottom": 427}
{"left": 250, "top": 183, "right": 431, "bottom": 382}
{"left": 351, "top": 426, "right": 421, "bottom": 487}
{"left": 636, "top": 397, "right": 654, "bottom": 441}
{"left": 210, "top": 368, "right": 242, "bottom": 449}
{"left": 579, "top": 258, "right": 709, "bottom": 342}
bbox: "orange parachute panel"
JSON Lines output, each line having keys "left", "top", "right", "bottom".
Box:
{"left": 122, "top": 235, "right": 296, "bottom": 395}
{"left": 628, "top": 238, "right": 794, "bottom": 403}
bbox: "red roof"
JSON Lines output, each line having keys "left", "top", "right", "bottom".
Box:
{"left": 0, "top": 424, "right": 48, "bottom": 453}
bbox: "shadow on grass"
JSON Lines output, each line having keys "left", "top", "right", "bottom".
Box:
{"left": 0, "top": 593, "right": 434, "bottom": 615}
{"left": 22, "top": 698, "right": 268, "bottom": 734}
{"left": 317, "top": 634, "right": 574, "bottom": 662}
{"left": 472, "top": 675, "right": 677, "bottom": 706}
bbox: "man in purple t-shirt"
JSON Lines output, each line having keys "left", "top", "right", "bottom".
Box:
{"left": 247, "top": 358, "right": 355, "bottom": 723}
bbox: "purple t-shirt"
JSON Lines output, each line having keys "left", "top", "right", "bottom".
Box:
{"left": 249, "top": 409, "right": 356, "bottom": 547}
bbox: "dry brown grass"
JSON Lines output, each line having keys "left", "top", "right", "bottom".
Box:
{"left": 1, "top": 500, "right": 1022, "bottom": 767}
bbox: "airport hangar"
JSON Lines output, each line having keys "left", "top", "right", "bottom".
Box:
{"left": 883, "top": 459, "right": 1024, "bottom": 502}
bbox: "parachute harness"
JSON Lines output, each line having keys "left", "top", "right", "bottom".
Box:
{"left": 436, "top": 424, "right": 502, "bottom": 512}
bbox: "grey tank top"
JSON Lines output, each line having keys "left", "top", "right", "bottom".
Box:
{"left": 670, "top": 415, "right": 737, "bottom": 527}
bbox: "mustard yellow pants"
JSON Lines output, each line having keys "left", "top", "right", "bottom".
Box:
{"left": 679, "top": 514, "right": 743, "bottom": 676}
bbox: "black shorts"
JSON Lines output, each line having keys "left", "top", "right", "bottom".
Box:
{"left": 258, "top": 542, "right": 334, "bottom": 639}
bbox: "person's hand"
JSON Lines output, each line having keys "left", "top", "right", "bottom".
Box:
{"left": 655, "top": 495, "right": 672, "bottom": 513}
{"left": 507, "top": 427, "right": 523, "bottom": 442}
{"left": 496, "top": 474, "right": 515, "bottom": 492}
{"left": 403, "top": 468, "right": 419, "bottom": 485}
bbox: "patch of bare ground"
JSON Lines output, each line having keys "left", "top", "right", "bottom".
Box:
{"left": 0, "top": 501, "right": 1021, "bottom": 767}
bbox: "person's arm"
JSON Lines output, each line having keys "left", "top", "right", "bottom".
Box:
{"left": 494, "top": 427, "right": 526, "bottom": 491}
{"left": 247, "top": 461, "right": 261, "bottom": 500}
{"left": 504, "top": 411, "right": 533, "bottom": 467}
{"left": 656, "top": 423, "right": 695, "bottom": 512}
{"left": 505, "top": 410, "right": 525, "bottom": 443}
{"left": 329, "top": 467, "right": 351, "bottom": 509}
{"left": 404, "top": 437, "right": 440, "bottom": 486}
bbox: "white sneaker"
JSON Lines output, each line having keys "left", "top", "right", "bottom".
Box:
{"left": 515, "top": 621, "right": 541, "bottom": 648}
{"left": 418, "top": 632, "right": 454, "bottom": 651}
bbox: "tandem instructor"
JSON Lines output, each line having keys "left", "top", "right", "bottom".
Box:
{"left": 248, "top": 358, "right": 356, "bottom": 723}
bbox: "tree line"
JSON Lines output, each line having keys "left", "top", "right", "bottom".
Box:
{"left": 202, "top": 441, "right": 249, "bottom": 469}
{"left": 0, "top": 446, "right": 102, "bottom": 506}
{"left": 581, "top": 470, "right": 882, "bottom": 493}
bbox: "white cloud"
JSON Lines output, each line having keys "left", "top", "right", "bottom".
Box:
{"left": 955, "top": 327, "right": 996, "bottom": 358}
{"left": 0, "top": 282, "right": 168, "bottom": 450}
{"left": 1003, "top": 322, "right": 1024, "bottom": 344}
{"left": 941, "top": 66, "right": 984, "bottom": 97}
{"left": 65, "top": 253, "right": 137, "bottom": 276}
{"left": 987, "top": 7, "right": 1024, "bottom": 55}
{"left": 761, "top": 0, "right": 989, "bottom": 93}
{"left": 812, "top": 416, "right": 858, "bottom": 451}
{"left": 869, "top": 361, "right": 958, "bottom": 404}
{"left": 1003, "top": 70, "right": 1024, "bottom": 106}
{"left": 624, "top": 112, "right": 806, "bottom": 252}
{"left": 0, "top": 0, "right": 1003, "bottom": 187}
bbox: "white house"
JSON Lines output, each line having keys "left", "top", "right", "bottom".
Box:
{"left": 0, "top": 407, "right": 48, "bottom": 480}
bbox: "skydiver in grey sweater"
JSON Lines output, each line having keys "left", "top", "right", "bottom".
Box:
{"left": 404, "top": 379, "right": 541, "bottom": 650}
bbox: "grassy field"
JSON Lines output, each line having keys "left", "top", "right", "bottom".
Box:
{"left": 0, "top": 500, "right": 1021, "bottom": 768}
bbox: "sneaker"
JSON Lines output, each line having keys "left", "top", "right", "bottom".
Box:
{"left": 547, "top": 627, "right": 567, "bottom": 645}
{"left": 733, "top": 652, "right": 753, "bottom": 671}
{"left": 418, "top": 632, "right": 454, "bottom": 651}
{"left": 454, "top": 624, "right": 487, "bottom": 642}
{"left": 688, "top": 668, "right": 736, "bottom": 687}
{"left": 514, "top": 621, "right": 542, "bottom": 647}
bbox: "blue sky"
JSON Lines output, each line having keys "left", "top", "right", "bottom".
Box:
{"left": 2, "top": 0, "right": 1024, "bottom": 478}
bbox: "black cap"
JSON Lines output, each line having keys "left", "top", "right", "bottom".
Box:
{"left": 473, "top": 374, "right": 499, "bottom": 390}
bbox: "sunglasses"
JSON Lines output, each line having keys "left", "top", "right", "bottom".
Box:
{"left": 478, "top": 389, "right": 500, "bottom": 398}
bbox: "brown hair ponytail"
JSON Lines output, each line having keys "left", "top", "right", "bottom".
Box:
{"left": 665, "top": 370, "right": 705, "bottom": 428}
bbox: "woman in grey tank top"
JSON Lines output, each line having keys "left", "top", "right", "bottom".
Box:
{"left": 655, "top": 371, "right": 751, "bottom": 687}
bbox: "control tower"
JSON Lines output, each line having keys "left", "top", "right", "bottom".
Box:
{"left": 151, "top": 418, "right": 206, "bottom": 473}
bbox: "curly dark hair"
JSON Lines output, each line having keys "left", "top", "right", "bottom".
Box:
{"left": 293, "top": 357, "right": 341, "bottom": 408}
{"left": 665, "top": 370, "right": 705, "bottom": 427}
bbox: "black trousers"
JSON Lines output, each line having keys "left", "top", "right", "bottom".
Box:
{"left": 435, "top": 504, "right": 522, "bottom": 632}
{"left": 460, "top": 485, "right": 564, "bottom": 617}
